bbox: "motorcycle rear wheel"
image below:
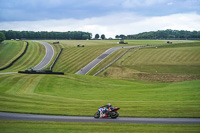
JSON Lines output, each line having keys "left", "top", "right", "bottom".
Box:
{"left": 110, "top": 112, "right": 119, "bottom": 119}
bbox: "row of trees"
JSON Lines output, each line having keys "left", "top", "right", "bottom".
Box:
{"left": 0, "top": 30, "right": 92, "bottom": 40}
{"left": 116, "top": 29, "right": 200, "bottom": 40}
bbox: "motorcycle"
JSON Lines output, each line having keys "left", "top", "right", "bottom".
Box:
{"left": 94, "top": 107, "right": 120, "bottom": 119}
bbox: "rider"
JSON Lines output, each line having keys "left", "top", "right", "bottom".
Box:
{"left": 100, "top": 103, "right": 114, "bottom": 117}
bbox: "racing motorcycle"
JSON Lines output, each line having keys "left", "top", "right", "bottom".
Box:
{"left": 94, "top": 107, "right": 120, "bottom": 119}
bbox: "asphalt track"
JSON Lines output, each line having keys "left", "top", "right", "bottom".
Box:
{"left": 0, "top": 112, "right": 200, "bottom": 124}
{"left": 32, "top": 41, "right": 54, "bottom": 70}
{"left": 0, "top": 72, "right": 17, "bottom": 75}
{"left": 76, "top": 46, "right": 139, "bottom": 75}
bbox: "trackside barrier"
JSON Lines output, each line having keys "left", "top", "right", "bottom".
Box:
{"left": 18, "top": 70, "right": 64, "bottom": 75}
{"left": 0, "top": 41, "right": 29, "bottom": 71}
{"left": 50, "top": 47, "right": 63, "bottom": 71}
{"left": 93, "top": 44, "right": 166, "bottom": 76}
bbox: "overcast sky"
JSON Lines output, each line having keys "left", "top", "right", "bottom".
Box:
{"left": 0, "top": 0, "right": 200, "bottom": 38}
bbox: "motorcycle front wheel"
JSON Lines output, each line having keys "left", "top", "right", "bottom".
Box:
{"left": 94, "top": 112, "right": 100, "bottom": 118}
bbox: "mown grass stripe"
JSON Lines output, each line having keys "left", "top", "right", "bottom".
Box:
{"left": 0, "top": 41, "right": 46, "bottom": 72}
{"left": 0, "top": 41, "right": 24, "bottom": 67}
{"left": 0, "top": 41, "right": 27, "bottom": 70}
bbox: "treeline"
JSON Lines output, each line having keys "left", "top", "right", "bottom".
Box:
{"left": 116, "top": 29, "right": 200, "bottom": 40}
{"left": 0, "top": 30, "right": 92, "bottom": 40}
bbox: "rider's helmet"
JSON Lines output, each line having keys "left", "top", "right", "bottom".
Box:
{"left": 108, "top": 103, "right": 111, "bottom": 106}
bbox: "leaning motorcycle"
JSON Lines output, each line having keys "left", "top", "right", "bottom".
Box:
{"left": 94, "top": 107, "right": 120, "bottom": 119}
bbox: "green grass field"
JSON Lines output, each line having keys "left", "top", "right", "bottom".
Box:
{"left": 45, "top": 40, "right": 173, "bottom": 74}
{"left": 1, "top": 121, "right": 200, "bottom": 133}
{"left": 0, "top": 40, "right": 200, "bottom": 132}
{"left": 94, "top": 42, "right": 200, "bottom": 82}
{"left": 0, "top": 73, "right": 199, "bottom": 118}
{"left": 0, "top": 40, "right": 24, "bottom": 67}
{"left": 0, "top": 41, "right": 46, "bottom": 72}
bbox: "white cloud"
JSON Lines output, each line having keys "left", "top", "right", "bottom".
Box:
{"left": 122, "top": 0, "right": 168, "bottom": 8}
{"left": 0, "top": 12, "right": 200, "bottom": 38}
{"left": 167, "top": 2, "right": 173, "bottom": 5}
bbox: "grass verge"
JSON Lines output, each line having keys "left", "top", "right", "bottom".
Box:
{"left": 0, "top": 121, "right": 200, "bottom": 133}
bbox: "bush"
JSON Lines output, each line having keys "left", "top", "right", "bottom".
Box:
{"left": 0, "top": 32, "right": 6, "bottom": 43}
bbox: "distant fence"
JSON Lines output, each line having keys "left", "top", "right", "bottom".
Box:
{"left": 0, "top": 41, "right": 29, "bottom": 71}
{"left": 50, "top": 47, "right": 63, "bottom": 71}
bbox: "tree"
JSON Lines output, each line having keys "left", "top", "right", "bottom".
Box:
{"left": 0, "top": 32, "right": 6, "bottom": 42}
{"left": 82, "top": 34, "right": 89, "bottom": 40}
{"left": 101, "top": 34, "right": 105, "bottom": 40}
{"left": 119, "top": 34, "right": 125, "bottom": 39}
{"left": 95, "top": 34, "right": 99, "bottom": 39}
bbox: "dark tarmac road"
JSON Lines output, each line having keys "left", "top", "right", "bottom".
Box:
{"left": 0, "top": 112, "right": 200, "bottom": 124}
{"left": 76, "top": 46, "right": 139, "bottom": 75}
{"left": 32, "top": 41, "right": 54, "bottom": 70}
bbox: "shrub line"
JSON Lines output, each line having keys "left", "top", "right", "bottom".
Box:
{"left": 50, "top": 47, "right": 63, "bottom": 71}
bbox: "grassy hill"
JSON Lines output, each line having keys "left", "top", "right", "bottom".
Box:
{"left": 0, "top": 40, "right": 24, "bottom": 67}
{"left": 46, "top": 40, "right": 175, "bottom": 74}
{"left": 92, "top": 42, "right": 200, "bottom": 82}
{"left": 0, "top": 40, "right": 199, "bottom": 117}
{"left": 0, "top": 73, "right": 199, "bottom": 118}
{"left": 0, "top": 40, "right": 200, "bottom": 131}
{"left": 46, "top": 40, "right": 123, "bottom": 73}
{"left": 0, "top": 41, "right": 46, "bottom": 72}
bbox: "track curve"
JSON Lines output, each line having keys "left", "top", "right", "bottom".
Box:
{"left": 0, "top": 112, "right": 199, "bottom": 124}
{"left": 32, "top": 41, "right": 54, "bottom": 70}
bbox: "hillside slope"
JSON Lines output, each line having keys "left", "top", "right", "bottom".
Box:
{"left": 96, "top": 42, "right": 200, "bottom": 82}
{"left": 0, "top": 73, "right": 199, "bottom": 118}
{"left": 0, "top": 40, "right": 24, "bottom": 67}
{"left": 0, "top": 41, "right": 46, "bottom": 72}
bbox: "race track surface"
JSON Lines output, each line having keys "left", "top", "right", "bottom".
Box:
{"left": 0, "top": 112, "right": 199, "bottom": 124}
{"left": 32, "top": 41, "right": 54, "bottom": 70}
{"left": 0, "top": 72, "right": 17, "bottom": 75}
{"left": 76, "top": 46, "right": 139, "bottom": 75}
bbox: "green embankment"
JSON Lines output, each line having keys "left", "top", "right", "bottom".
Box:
{"left": 0, "top": 73, "right": 199, "bottom": 118}
{"left": 1, "top": 121, "right": 200, "bottom": 133}
{"left": 96, "top": 42, "right": 200, "bottom": 81}
{"left": 0, "top": 40, "right": 200, "bottom": 132}
{"left": 46, "top": 40, "right": 169, "bottom": 74}
{"left": 0, "top": 40, "right": 24, "bottom": 67}
{"left": 47, "top": 40, "right": 119, "bottom": 73}
{"left": 0, "top": 41, "right": 46, "bottom": 72}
